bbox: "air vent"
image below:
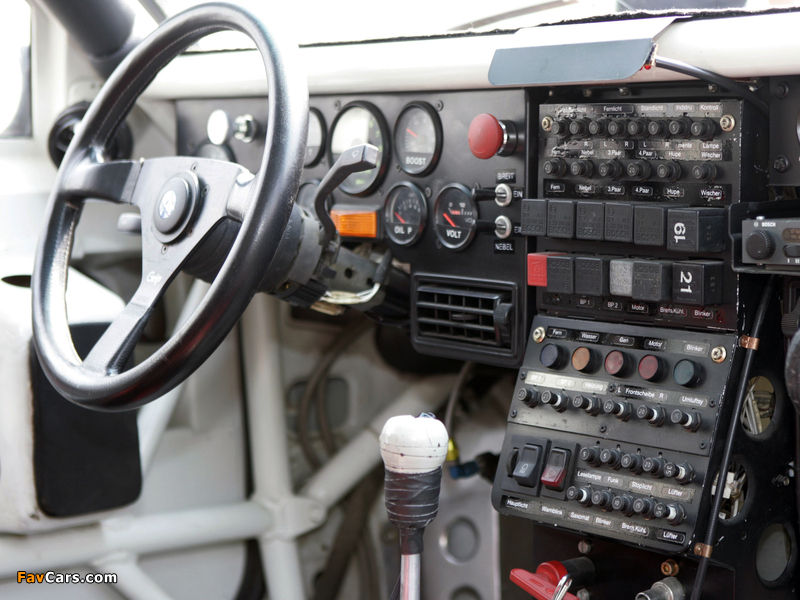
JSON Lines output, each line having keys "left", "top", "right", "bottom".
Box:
{"left": 412, "top": 276, "right": 521, "bottom": 366}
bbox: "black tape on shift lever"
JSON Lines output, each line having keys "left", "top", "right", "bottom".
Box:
{"left": 384, "top": 467, "right": 443, "bottom": 555}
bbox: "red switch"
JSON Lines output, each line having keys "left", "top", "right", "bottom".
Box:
{"left": 510, "top": 563, "right": 580, "bottom": 600}
{"left": 528, "top": 252, "right": 565, "bottom": 287}
{"left": 541, "top": 448, "right": 570, "bottom": 491}
{"left": 468, "top": 113, "right": 504, "bottom": 159}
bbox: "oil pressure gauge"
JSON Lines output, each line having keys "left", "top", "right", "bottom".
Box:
{"left": 433, "top": 183, "right": 478, "bottom": 251}
{"left": 384, "top": 182, "right": 427, "bottom": 246}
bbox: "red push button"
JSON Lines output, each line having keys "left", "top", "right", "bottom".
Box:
{"left": 541, "top": 448, "right": 571, "bottom": 491}
{"left": 528, "top": 252, "right": 565, "bottom": 287}
{"left": 638, "top": 354, "right": 665, "bottom": 382}
{"left": 468, "top": 113, "right": 504, "bottom": 159}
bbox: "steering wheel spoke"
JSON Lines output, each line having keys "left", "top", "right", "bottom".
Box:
{"left": 63, "top": 155, "right": 142, "bottom": 205}
{"left": 82, "top": 273, "right": 170, "bottom": 374}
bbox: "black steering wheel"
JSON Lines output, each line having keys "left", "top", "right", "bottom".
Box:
{"left": 32, "top": 3, "right": 308, "bottom": 411}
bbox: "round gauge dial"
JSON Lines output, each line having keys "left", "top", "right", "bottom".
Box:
{"left": 329, "top": 102, "right": 389, "bottom": 196}
{"left": 305, "top": 108, "right": 326, "bottom": 167}
{"left": 193, "top": 141, "right": 234, "bottom": 162}
{"left": 384, "top": 183, "right": 427, "bottom": 246}
{"left": 433, "top": 184, "right": 478, "bottom": 251}
{"left": 394, "top": 102, "right": 442, "bottom": 176}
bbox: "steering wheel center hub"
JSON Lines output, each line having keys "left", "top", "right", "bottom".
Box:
{"left": 153, "top": 172, "right": 198, "bottom": 241}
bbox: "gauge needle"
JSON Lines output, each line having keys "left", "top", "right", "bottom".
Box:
{"left": 406, "top": 128, "right": 418, "bottom": 138}
{"left": 443, "top": 213, "right": 457, "bottom": 227}
{"left": 394, "top": 212, "right": 407, "bottom": 224}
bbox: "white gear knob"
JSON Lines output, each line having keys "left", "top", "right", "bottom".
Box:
{"left": 379, "top": 414, "right": 449, "bottom": 474}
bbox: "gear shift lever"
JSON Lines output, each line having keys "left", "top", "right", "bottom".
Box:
{"left": 379, "top": 413, "right": 449, "bottom": 600}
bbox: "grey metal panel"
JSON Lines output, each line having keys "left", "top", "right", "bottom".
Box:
{"left": 488, "top": 39, "right": 654, "bottom": 86}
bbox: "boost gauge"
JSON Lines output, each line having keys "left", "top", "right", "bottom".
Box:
{"left": 394, "top": 102, "right": 442, "bottom": 176}
{"left": 384, "top": 183, "right": 427, "bottom": 246}
{"left": 434, "top": 184, "right": 478, "bottom": 251}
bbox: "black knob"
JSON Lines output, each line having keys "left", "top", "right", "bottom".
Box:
{"left": 633, "top": 497, "right": 657, "bottom": 518}
{"left": 543, "top": 158, "right": 567, "bottom": 178}
{"left": 569, "top": 118, "right": 591, "bottom": 137}
{"left": 672, "top": 462, "right": 695, "bottom": 485}
{"left": 579, "top": 446, "right": 603, "bottom": 467}
{"left": 691, "top": 161, "right": 717, "bottom": 182}
{"left": 607, "top": 119, "right": 629, "bottom": 138}
{"left": 598, "top": 160, "right": 623, "bottom": 180}
{"left": 642, "top": 456, "right": 666, "bottom": 478}
{"left": 690, "top": 118, "right": 716, "bottom": 140}
{"left": 540, "top": 343, "right": 565, "bottom": 369}
{"left": 600, "top": 448, "right": 623, "bottom": 469}
{"left": 636, "top": 405, "right": 666, "bottom": 427}
{"left": 668, "top": 118, "right": 692, "bottom": 138}
{"left": 572, "top": 394, "right": 602, "bottom": 415}
{"left": 506, "top": 448, "right": 519, "bottom": 475}
{"left": 603, "top": 399, "right": 632, "bottom": 421}
{"left": 570, "top": 160, "right": 594, "bottom": 177}
{"left": 656, "top": 161, "right": 681, "bottom": 182}
{"left": 666, "top": 503, "right": 686, "bottom": 526}
{"left": 620, "top": 453, "right": 644, "bottom": 474}
{"left": 551, "top": 119, "right": 572, "bottom": 137}
{"left": 612, "top": 494, "right": 636, "bottom": 516}
{"left": 541, "top": 390, "right": 569, "bottom": 412}
{"left": 648, "top": 120, "right": 669, "bottom": 137}
{"left": 627, "top": 160, "right": 652, "bottom": 180}
{"left": 589, "top": 119, "right": 609, "bottom": 136}
{"left": 567, "top": 486, "right": 593, "bottom": 506}
{"left": 673, "top": 359, "right": 702, "bottom": 387}
{"left": 670, "top": 409, "right": 701, "bottom": 432}
{"left": 745, "top": 230, "right": 775, "bottom": 260}
{"left": 653, "top": 502, "right": 669, "bottom": 519}
{"left": 592, "top": 490, "right": 615, "bottom": 510}
{"left": 517, "top": 387, "right": 539, "bottom": 408}
{"left": 627, "top": 119, "right": 649, "bottom": 137}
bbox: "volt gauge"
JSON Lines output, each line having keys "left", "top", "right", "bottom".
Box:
{"left": 394, "top": 102, "right": 442, "bottom": 176}
{"left": 384, "top": 183, "right": 427, "bottom": 246}
{"left": 433, "top": 183, "right": 478, "bottom": 251}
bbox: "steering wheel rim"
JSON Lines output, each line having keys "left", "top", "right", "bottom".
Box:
{"left": 32, "top": 2, "right": 308, "bottom": 411}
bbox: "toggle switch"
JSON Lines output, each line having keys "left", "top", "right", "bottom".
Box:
{"left": 512, "top": 444, "right": 544, "bottom": 487}
{"left": 541, "top": 448, "right": 571, "bottom": 491}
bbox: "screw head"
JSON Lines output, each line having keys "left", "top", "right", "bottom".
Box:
{"left": 775, "top": 81, "right": 790, "bottom": 99}
{"left": 533, "top": 326, "right": 546, "bottom": 343}
{"left": 161, "top": 245, "right": 168, "bottom": 254}
{"left": 582, "top": 89, "right": 593, "bottom": 98}
{"left": 774, "top": 155, "right": 791, "bottom": 173}
{"left": 661, "top": 559, "right": 680, "bottom": 577}
{"left": 424, "top": 187, "right": 432, "bottom": 198}
{"left": 720, "top": 114, "right": 736, "bottom": 132}
{"left": 334, "top": 100, "right": 341, "bottom": 110}
{"left": 618, "top": 87, "right": 630, "bottom": 96}
{"left": 435, "top": 100, "right": 444, "bottom": 111}
{"left": 700, "top": 441, "right": 707, "bottom": 450}
{"left": 599, "top": 425, "right": 608, "bottom": 433}
{"left": 541, "top": 116, "right": 553, "bottom": 132}
{"left": 510, "top": 409, "right": 518, "bottom": 418}
{"left": 520, "top": 370, "right": 527, "bottom": 380}
{"left": 578, "top": 540, "right": 593, "bottom": 554}
{"left": 576, "top": 590, "right": 591, "bottom": 600}
{"left": 709, "top": 399, "right": 717, "bottom": 408}
{"left": 708, "top": 84, "right": 719, "bottom": 93}
{"left": 711, "top": 346, "right": 727, "bottom": 363}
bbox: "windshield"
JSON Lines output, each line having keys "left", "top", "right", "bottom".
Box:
{"left": 148, "top": 0, "right": 800, "bottom": 47}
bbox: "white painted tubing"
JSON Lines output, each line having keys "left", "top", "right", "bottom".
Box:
{"left": 93, "top": 556, "right": 175, "bottom": 600}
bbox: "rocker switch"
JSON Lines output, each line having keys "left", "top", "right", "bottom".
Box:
{"left": 512, "top": 445, "right": 543, "bottom": 487}
{"left": 541, "top": 448, "right": 571, "bottom": 491}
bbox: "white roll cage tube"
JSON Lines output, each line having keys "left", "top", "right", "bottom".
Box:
{"left": 0, "top": 292, "right": 454, "bottom": 599}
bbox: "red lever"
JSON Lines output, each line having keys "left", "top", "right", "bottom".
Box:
{"left": 510, "top": 562, "right": 580, "bottom": 600}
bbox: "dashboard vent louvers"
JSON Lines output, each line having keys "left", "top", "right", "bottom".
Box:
{"left": 415, "top": 277, "right": 516, "bottom": 349}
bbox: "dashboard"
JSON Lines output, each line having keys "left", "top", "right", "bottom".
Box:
{"left": 168, "top": 18, "right": 800, "bottom": 599}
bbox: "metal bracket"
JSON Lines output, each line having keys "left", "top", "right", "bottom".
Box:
{"left": 694, "top": 543, "right": 714, "bottom": 558}
{"left": 740, "top": 335, "right": 760, "bottom": 350}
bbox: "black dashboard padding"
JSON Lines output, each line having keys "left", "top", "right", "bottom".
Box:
{"left": 31, "top": 323, "right": 141, "bottom": 517}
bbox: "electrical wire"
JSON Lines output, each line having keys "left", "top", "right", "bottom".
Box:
{"left": 689, "top": 275, "right": 777, "bottom": 600}
{"left": 653, "top": 56, "right": 770, "bottom": 118}
{"left": 444, "top": 361, "right": 475, "bottom": 437}
{"left": 297, "top": 319, "right": 374, "bottom": 468}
